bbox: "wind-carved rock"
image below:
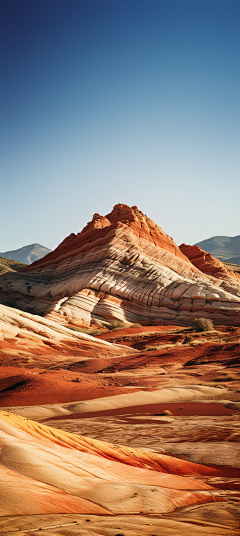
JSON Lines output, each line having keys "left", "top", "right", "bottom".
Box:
{"left": 180, "top": 244, "right": 240, "bottom": 298}
{"left": 1, "top": 204, "right": 240, "bottom": 326}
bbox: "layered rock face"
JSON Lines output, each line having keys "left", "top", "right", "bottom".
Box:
{"left": 1, "top": 204, "right": 240, "bottom": 327}
{"left": 180, "top": 244, "right": 240, "bottom": 297}
{"left": 0, "top": 304, "right": 133, "bottom": 367}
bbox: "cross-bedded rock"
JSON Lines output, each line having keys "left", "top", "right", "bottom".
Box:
{"left": 1, "top": 204, "right": 240, "bottom": 326}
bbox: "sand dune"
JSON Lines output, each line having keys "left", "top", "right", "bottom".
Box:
{"left": 0, "top": 411, "right": 219, "bottom": 518}
{"left": 2, "top": 385, "right": 226, "bottom": 420}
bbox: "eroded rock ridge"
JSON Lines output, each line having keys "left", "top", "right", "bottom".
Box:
{"left": 0, "top": 204, "right": 240, "bottom": 327}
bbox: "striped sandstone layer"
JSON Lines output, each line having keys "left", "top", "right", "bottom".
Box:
{"left": 180, "top": 243, "right": 240, "bottom": 297}
{"left": 1, "top": 204, "right": 240, "bottom": 326}
{"left": 0, "top": 303, "right": 134, "bottom": 365}
{"left": 0, "top": 410, "right": 218, "bottom": 516}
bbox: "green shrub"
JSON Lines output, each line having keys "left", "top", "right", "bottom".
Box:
{"left": 191, "top": 318, "right": 214, "bottom": 332}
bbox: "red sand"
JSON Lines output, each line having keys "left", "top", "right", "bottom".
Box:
{"left": 44, "top": 401, "right": 238, "bottom": 422}
{"left": 99, "top": 325, "right": 181, "bottom": 340}
{"left": 1, "top": 332, "right": 240, "bottom": 406}
{"left": 0, "top": 366, "right": 139, "bottom": 407}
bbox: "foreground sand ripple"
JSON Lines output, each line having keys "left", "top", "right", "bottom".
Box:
{"left": 1, "top": 509, "right": 240, "bottom": 536}
{"left": 0, "top": 410, "right": 220, "bottom": 517}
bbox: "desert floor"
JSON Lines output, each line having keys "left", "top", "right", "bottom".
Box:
{"left": 1, "top": 323, "right": 240, "bottom": 535}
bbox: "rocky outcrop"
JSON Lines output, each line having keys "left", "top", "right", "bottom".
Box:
{"left": 1, "top": 204, "right": 240, "bottom": 326}
{"left": 180, "top": 243, "right": 240, "bottom": 297}
{"left": 0, "top": 304, "right": 133, "bottom": 367}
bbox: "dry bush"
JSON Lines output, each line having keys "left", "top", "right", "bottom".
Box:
{"left": 191, "top": 318, "right": 214, "bottom": 332}
{"left": 107, "top": 320, "right": 130, "bottom": 331}
{"left": 183, "top": 335, "right": 194, "bottom": 344}
{"left": 67, "top": 325, "right": 104, "bottom": 336}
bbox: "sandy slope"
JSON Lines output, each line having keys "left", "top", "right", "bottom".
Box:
{"left": 3, "top": 385, "right": 228, "bottom": 420}
{"left": 0, "top": 315, "right": 240, "bottom": 533}
{"left": 0, "top": 411, "right": 217, "bottom": 517}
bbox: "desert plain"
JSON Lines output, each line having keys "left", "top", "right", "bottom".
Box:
{"left": 0, "top": 204, "right": 240, "bottom": 535}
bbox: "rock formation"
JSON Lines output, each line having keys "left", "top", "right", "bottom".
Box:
{"left": 0, "top": 303, "right": 133, "bottom": 366}
{"left": 1, "top": 204, "right": 240, "bottom": 327}
{"left": 180, "top": 243, "right": 240, "bottom": 297}
{"left": 1, "top": 316, "right": 240, "bottom": 533}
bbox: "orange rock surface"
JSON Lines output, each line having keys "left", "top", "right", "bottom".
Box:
{"left": 180, "top": 243, "right": 240, "bottom": 295}
{"left": 0, "top": 321, "right": 240, "bottom": 531}
{"left": 1, "top": 204, "right": 240, "bottom": 326}
{"left": 0, "top": 410, "right": 218, "bottom": 517}
{"left": 0, "top": 207, "right": 240, "bottom": 532}
{"left": 27, "top": 204, "right": 187, "bottom": 270}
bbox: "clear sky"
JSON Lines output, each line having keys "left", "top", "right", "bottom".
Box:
{"left": 1, "top": 0, "right": 240, "bottom": 252}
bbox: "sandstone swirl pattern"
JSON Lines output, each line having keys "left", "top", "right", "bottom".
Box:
{"left": 180, "top": 243, "right": 240, "bottom": 296}
{"left": 1, "top": 204, "right": 240, "bottom": 326}
{"left": 0, "top": 410, "right": 218, "bottom": 516}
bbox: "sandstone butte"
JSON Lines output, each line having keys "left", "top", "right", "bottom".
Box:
{"left": 0, "top": 203, "right": 240, "bottom": 329}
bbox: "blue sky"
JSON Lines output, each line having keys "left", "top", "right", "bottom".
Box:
{"left": 1, "top": 0, "right": 240, "bottom": 251}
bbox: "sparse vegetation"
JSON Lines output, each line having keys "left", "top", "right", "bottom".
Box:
{"left": 145, "top": 344, "right": 163, "bottom": 351}
{"left": 191, "top": 318, "right": 214, "bottom": 332}
{"left": 67, "top": 320, "right": 142, "bottom": 336}
{"left": 107, "top": 320, "right": 132, "bottom": 331}
{"left": 0, "top": 256, "right": 27, "bottom": 275}
{"left": 67, "top": 325, "right": 105, "bottom": 336}
{"left": 183, "top": 335, "right": 194, "bottom": 345}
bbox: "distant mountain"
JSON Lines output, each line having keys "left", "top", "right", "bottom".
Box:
{"left": 195, "top": 235, "right": 240, "bottom": 265}
{"left": 0, "top": 244, "right": 52, "bottom": 265}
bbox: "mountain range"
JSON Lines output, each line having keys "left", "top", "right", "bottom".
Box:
{"left": 196, "top": 235, "right": 240, "bottom": 265}
{"left": 0, "top": 243, "right": 52, "bottom": 264}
